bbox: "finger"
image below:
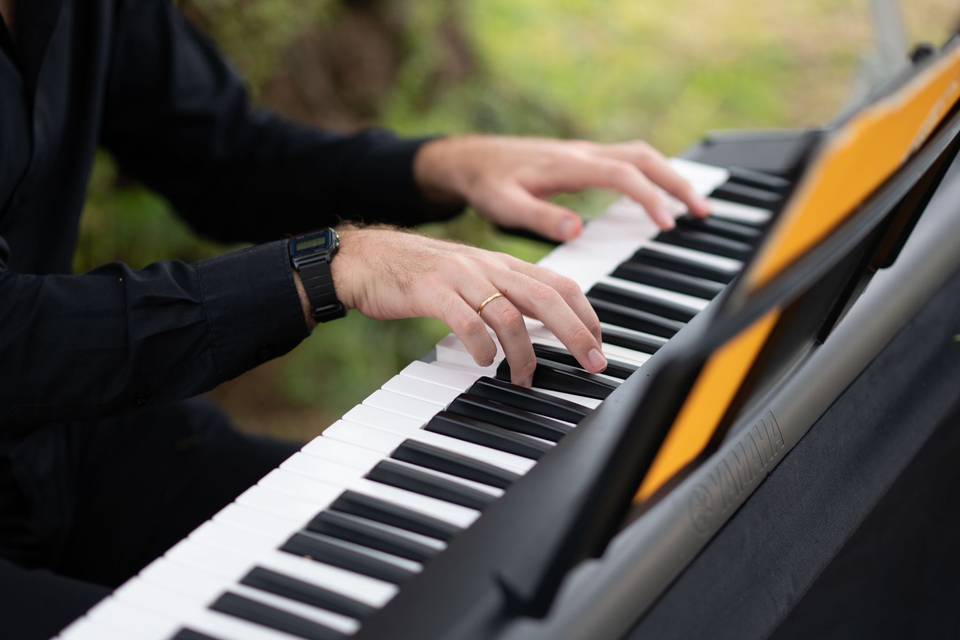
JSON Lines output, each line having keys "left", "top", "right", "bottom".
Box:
{"left": 543, "top": 155, "right": 676, "bottom": 230}
{"left": 600, "top": 143, "right": 712, "bottom": 218}
{"left": 491, "top": 268, "right": 606, "bottom": 374}
{"left": 497, "top": 254, "right": 602, "bottom": 345}
{"left": 485, "top": 184, "right": 583, "bottom": 242}
{"left": 435, "top": 293, "right": 498, "bottom": 367}
{"left": 460, "top": 279, "right": 537, "bottom": 387}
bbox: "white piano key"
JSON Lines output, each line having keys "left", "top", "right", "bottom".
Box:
{"left": 302, "top": 434, "right": 385, "bottom": 470}
{"left": 173, "top": 534, "right": 398, "bottom": 608}
{"left": 214, "top": 502, "right": 303, "bottom": 538}
{"left": 235, "top": 484, "right": 323, "bottom": 524}
{"left": 535, "top": 388, "right": 603, "bottom": 408}
{"left": 113, "top": 577, "right": 205, "bottom": 620}
{"left": 644, "top": 240, "right": 744, "bottom": 273}
{"left": 198, "top": 514, "right": 425, "bottom": 576}
{"left": 191, "top": 519, "right": 281, "bottom": 556}
{"left": 348, "top": 477, "right": 481, "bottom": 529}
{"left": 331, "top": 417, "right": 535, "bottom": 476}
{"left": 364, "top": 388, "right": 441, "bottom": 422}
{"left": 276, "top": 457, "right": 481, "bottom": 530}
{"left": 528, "top": 331, "right": 651, "bottom": 368}
{"left": 706, "top": 197, "right": 772, "bottom": 225}
{"left": 307, "top": 433, "right": 502, "bottom": 497}
{"left": 599, "top": 275, "right": 710, "bottom": 312}
{"left": 316, "top": 420, "right": 408, "bottom": 456}
{"left": 122, "top": 569, "right": 363, "bottom": 637}
{"left": 278, "top": 454, "right": 367, "bottom": 490}
{"left": 58, "top": 616, "right": 141, "bottom": 640}
{"left": 669, "top": 158, "right": 731, "bottom": 195}
{"left": 401, "top": 360, "right": 480, "bottom": 391}
{"left": 382, "top": 373, "right": 463, "bottom": 405}
{"left": 402, "top": 360, "right": 601, "bottom": 409}
{"left": 178, "top": 606, "right": 307, "bottom": 640}
{"left": 436, "top": 335, "right": 496, "bottom": 370}
{"left": 84, "top": 598, "right": 181, "bottom": 638}
{"left": 142, "top": 552, "right": 244, "bottom": 600}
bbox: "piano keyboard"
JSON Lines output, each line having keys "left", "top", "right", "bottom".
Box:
{"left": 57, "top": 159, "right": 790, "bottom": 640}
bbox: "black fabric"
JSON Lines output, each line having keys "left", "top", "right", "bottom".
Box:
{"left": 0, "top": 0, "right": 460, "bottom": 432}
{"left": 626, "top": 265, "right": 960, "bottom": 639}
{"left": 0, "top": 399, "right": 300, "bottom": 639}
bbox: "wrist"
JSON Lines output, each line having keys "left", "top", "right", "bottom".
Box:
{"left": 414, "top": 136, "right": 478, "bottom": 206}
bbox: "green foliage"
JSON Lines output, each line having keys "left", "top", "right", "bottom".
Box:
{"left": 77, "top": 0, "right": 960, "bottom": 433}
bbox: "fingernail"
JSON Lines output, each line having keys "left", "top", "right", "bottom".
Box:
{"left": 698, "top": 197, "right": 712, "bottom": 214}
{"left": 661, "top": 215, "right": 676, "bottom": 230}
{"left": 587, "top": 348, "right": 607, "bottom": 372}
{"left": 559, "top": 217, "right": 580, "bottom": 240}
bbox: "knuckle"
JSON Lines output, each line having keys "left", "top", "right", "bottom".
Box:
{"left": 529, "top": 283, "right": 559, "bottom": 306}
{"left": 495, "top": 305, "right": 524, "bottom": 330}
{"left": 555, "top": 276, "right": 582, "bottom": 299}
{"left": 516, "top": 357, "right": 537, "bottom": 379}
{"left": 570, "top": 326, "right": 597, "bottom": 349}
{"left": 451, "top": 313, "right": 486, "bottom": 339}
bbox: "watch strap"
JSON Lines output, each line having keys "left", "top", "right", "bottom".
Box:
{"left": 298, "top": 257, "right": 346, "bottom": 322}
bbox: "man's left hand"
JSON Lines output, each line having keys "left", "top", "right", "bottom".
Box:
{"left": 414, "top": 135, "right": 712, "bottom": 242}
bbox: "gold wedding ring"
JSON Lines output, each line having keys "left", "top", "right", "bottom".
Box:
{"left": 476, "top": 292, "right": 505, "bottom": 315}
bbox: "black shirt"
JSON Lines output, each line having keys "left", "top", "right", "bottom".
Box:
{"left": 0, "top": 0, "right": 456, "bottom": 430}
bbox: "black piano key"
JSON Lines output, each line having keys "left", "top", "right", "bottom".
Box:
{"left": 306, "top": 511, "right": 438, "bottom": 563}
{"left": 675, "top": 215, "right": 763, "bottom": 243}
{"left": 447, "top": 392, "right": 573, "bottom": 442}
{"left": 392, "top": 440, "right": 519, "bottom": 490}
{"left": 531, "top": 343, "right": 637, "bottom": 380}
{"left": 711, "top": 181, "right": 781, "bottom": 209}
{"left": 725, "top": 166, "right": 792, "bottom": 193}
{"left": 171, "top": 629, "right": 221, "bottom": 640}
{"left": 210, "top": 591, "right": 347, "bottom": 640}
{"left": 331, "top": 491, "right": 460, "bottom": 542}
{"left": 467, "top": 376, "right": 591, "bottom": 424}
{"left": 496, "top": 358, "right": 617, "bottom": 400}
{"left": 588, "top": 296, "right": 684, "bottom": 339}
{"left": 655, "top": 228, "right": 754, "bottom": 261}
{"left": 588, "top": 281, "right": 698, "bottom": 323}
{"left": 281, "top": 531, "right": 416, "bottom": 584}
{"left": 242, "top": 566, "right": 376, "bottom": 621}
{"left": 610, "top": 262, "right": 724, "bottom": 300}
{"left": 600, "top": 324, "right": 667, "bottom": 354}
{"left": 426, "top": 411, "right": 551, "bottom": 460}
{"left": 630, "top": 246, "right": 736, "bottom": 283}
{"left": 367, "top": 459, "right": 496, "bottom": 511}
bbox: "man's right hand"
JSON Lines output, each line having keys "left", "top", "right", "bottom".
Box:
{"left": 321, "top": 225, "right": 607, "bottom": 386}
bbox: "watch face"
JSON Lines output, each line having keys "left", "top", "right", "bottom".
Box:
{"left": 296, "top": 234, "right": 330, "bottom": 253}
{"left": 293, "top": 229, "right": 338, "bottom": 257}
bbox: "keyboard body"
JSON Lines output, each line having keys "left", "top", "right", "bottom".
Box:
{"left": 57, "top": 131, "right": 960, "bottom": 640}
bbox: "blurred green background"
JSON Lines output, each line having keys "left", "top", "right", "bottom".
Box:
{"left": 75, "top": 0, "right": 959, "bottom": 442}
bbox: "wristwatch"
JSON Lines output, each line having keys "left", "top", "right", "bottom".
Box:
{"left": 289, "top": 228, "right": 346, "bottom": 323}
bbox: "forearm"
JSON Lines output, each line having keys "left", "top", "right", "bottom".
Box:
{"left": 0, "top": 241, "right": 309, "bottom": 430}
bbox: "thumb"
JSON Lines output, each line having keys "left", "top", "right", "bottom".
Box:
{"left": 494, "top": 187, "right": 583, "bottom": 242}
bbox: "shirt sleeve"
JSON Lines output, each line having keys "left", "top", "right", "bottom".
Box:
{"left": 0, "top": 235, "right": 309, "bottom": 431}
{"left": 100, "top": 0, "right": 463, "bottom": 246}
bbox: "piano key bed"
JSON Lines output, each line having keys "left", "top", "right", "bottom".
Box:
{"left": 57, "top": 159, "right": 789, "bottom": 640}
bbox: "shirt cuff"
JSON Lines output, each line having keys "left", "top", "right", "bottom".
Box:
{"left": 197, "top": 240, "right": 310, "bottom": 381}
{"left": 342, "top": 131, "right": 465, "bottom": 225}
